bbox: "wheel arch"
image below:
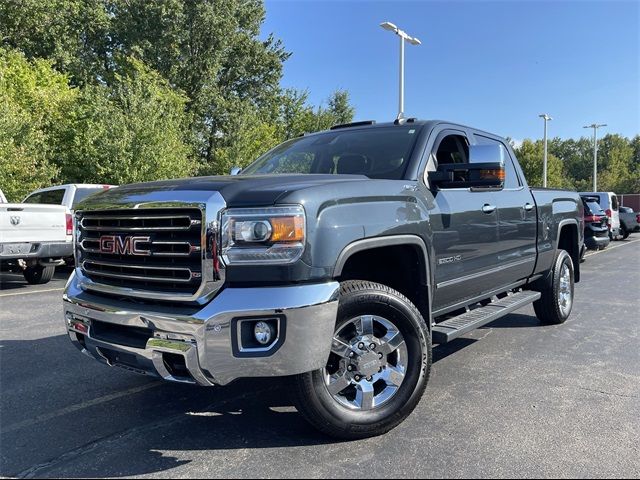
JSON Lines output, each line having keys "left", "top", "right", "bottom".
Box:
{"left": 333, "top": 235, "right": 432, "bottom": 328}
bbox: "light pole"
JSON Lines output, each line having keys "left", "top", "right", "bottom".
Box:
{"left": 583, "top": 123, "right": 607, "bottom": 191}
{"left": 380, "top": 22, "right": 421, "bottom": 120}
{"left": 539, "top": 114, "right": 552, "bottom": 188}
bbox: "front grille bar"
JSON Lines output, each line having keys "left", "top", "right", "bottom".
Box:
{"left": 80, "top": 215, "right": 201, "bottom": 232}
{"left": 78, "top": 239, "right": 201, "bottom": 257}
{"left": 82, "top": 260, "right": 195, "bottom": 283}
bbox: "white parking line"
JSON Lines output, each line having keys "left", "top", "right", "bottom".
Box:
{"left": 0, "top": 287, "right": 64, "bottom": 298}
{"left": 2, "top": 382, "right": 163, "bottom": 434}
{"left": 584, "top": 238, "right": 640, "bottom": 258}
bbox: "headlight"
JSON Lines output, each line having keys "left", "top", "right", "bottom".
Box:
{"left": 221, "top": 205, "right": 306, "bottom": 264}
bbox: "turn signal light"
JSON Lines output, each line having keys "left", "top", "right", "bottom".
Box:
{"left": 270, "top": 216, "right": 305, "bottom": 242}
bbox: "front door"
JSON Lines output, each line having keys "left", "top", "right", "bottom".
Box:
{"left": 426, "top": 130, "right": 503, "bottom": 312}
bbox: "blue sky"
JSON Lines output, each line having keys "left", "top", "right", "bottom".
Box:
{"left": 262, "top": 0, "right": 639, "bottom": 141}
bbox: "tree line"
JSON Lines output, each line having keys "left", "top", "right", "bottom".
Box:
{"left": 512, "top": 135, "right": 640, "bottom": 194}
{"left": 0, "top": 0, "right": 354, "bottom": 201}
{"left": 1, "top": 0, "right": 638, "bottom": 202}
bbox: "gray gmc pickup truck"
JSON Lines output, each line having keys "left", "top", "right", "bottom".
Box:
{"left": 63, "top": 119, "right": 584, "bottom": 439}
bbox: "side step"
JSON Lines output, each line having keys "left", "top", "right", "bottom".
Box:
{"left": 432, "top": 290, "right": 541, "bottom": 344}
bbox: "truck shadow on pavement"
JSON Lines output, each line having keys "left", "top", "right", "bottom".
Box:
{"left": 1, "top": 314, "right": 544, "bottom": 478}
{"left": 0, "top": 268, "right": 72, "bottom": 291}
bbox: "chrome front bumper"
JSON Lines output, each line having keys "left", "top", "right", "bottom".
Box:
{"left": 63, "top": 272, "right": 339, "bottom": 386}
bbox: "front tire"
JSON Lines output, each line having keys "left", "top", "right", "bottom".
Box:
{"left": 533, "top": 250, "right": 574, "bottom": 325}
{"left": 294, "top": 280, "right": 431, "bottom": 439}
{"left": 23, "top": 265, "right": 55, "bottom": 284}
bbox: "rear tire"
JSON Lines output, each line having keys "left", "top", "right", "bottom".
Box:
{"left": 294, "top": 280, "right": 431, "bottom": 440}
{"left": 23, "top": 265, "right": 55, "bottom": 284}
{"left": 533, "top": 250, "right": 574, "bottom": 325}
{"left": 620, "top": 224, "right": 629, "bottom": 240}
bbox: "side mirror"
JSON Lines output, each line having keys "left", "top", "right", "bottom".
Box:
{"left": 230, "top": 167, "right": 242, "bottom": 176}
{"left": 428, "top": 144, "right": 506, "bottom": 190}
{"left": 429, "top": 162, "right": 505, "bottom": 190}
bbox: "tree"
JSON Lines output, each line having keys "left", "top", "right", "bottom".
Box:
{"left": 0, "top": 48, "right": 72, "bottom": 201}
{"left": 513, "top": 139, "right": 574, "bottom": 189}
{"left": 1, "top": 0, "right": 358, "bottom": 180}
{"left": 598, "top": 134, "right": 638, "bottom": 194}
{"left": 58, "top": 57, "right": 195, "bottom": 184}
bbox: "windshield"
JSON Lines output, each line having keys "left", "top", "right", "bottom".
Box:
{"left": 72, "top": 187, "right": 104, "bottom": 207}
{"left": 241, "top": 126, "right": 423, "bottom": 180}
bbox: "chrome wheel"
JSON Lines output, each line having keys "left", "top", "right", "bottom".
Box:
{"left": 323, "top": 315, "right": 408, "bottom": 411}
{"left": 558, "top": 263, "right": 573, "bottom": 317}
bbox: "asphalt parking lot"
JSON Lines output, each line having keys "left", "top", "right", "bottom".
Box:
{"left": 1, "top": 239, "right": 639, "bottom": 479}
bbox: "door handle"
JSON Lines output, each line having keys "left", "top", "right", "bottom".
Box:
{"left": 482, "top": 204, "right": 497, "bottom": 214}
{"left": 524, "top": 203, "right": 534, "bottom": 211}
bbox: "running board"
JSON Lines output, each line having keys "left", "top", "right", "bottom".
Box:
{"left": 432, "top": 290, "right": 541, "bottom": 344}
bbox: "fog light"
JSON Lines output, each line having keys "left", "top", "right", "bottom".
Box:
{"left": 254, "top": 321, "right": 273, "bottom": 345}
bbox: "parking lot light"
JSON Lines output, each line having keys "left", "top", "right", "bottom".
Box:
{"left": 380, "top": 21, "right": 421, "bottom": 120}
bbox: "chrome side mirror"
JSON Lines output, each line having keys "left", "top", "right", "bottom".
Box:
{"left": 230, "top": 167, "right": 242, "bottom": 176}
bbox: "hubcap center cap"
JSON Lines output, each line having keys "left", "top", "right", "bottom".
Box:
{"left": 354, "top": 351, "right": 381, "bottom": 377}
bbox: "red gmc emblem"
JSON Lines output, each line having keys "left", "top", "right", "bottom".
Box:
{"left": 99, "top": 235, "right": 151, "bottom": 256}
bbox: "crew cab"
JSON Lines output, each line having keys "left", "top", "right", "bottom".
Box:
{"left": 1, "top": 188, "right": 73, "bottom": 284}
{"left": 63, "top": 120, "right": 583, "bottom": 439}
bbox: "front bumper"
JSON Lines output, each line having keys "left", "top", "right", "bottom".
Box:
{"left": 63, "top": 272, "right": 339, "bottom": 386}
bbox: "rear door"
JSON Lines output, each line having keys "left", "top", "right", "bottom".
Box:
{"left": 473, "top": 133, "right": 537, "bottom": 285}
{"left": 425, "top": 128, "right": 503, "bottom": 311}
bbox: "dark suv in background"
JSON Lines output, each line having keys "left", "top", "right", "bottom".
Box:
{"left": 619, "top": 206, "right": 640, "bottom": 239}
{"left": 581, "top": 195, "right": 610, "bottom": 250}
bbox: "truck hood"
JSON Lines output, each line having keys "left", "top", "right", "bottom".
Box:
{"left": 76, "top": 174, "right": 369, "bottom": 209}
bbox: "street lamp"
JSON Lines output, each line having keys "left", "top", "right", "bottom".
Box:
{"left": 539, "top": 114, "right": 552, "bottom": 188}
{"left": 380, "top": 21, "right": 421, "bottom": 120}
{"left": 583, "top": 123, "right": 607, "bottom": 191}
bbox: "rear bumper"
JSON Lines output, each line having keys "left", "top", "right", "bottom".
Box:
{"left": 63, "top": 272, "right": 339, "bottom": 386}
{"left": 584, "top": 234, "right": 610, "bottom": 250}
{"left": 0, "top": 241, "right": 73, "bottom": 261}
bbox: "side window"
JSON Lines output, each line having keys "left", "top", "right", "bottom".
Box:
{"left": 434, "top": 134, "right": 469, "bottom": 166}
{"left": 23, "top": 189, "right": 65, "bottom": 204}
{"left": 23, "top": 192, "right": 44, "bottom": 204}
{"left": 474, "top": 135, "right": 521, "bottom": 189}
{"left": 611, "top": 195, "right": 619, "bottom": 210}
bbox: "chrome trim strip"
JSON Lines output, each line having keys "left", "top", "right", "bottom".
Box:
{"left": 436, "top": 257, "right": 535, "bottom": 289}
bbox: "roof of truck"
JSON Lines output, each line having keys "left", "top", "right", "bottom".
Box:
{"left": 310, "top": 119, "right": 507, "bottom": 142}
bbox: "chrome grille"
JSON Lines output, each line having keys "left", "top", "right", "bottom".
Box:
{"left": 77, "top": 208, "right": 204, "bottom": 297}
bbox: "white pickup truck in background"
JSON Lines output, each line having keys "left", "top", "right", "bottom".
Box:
{"left": 0, "top": 188, "right": 73, "bottom": 284}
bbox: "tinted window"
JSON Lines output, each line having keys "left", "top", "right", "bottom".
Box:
{"left": 242, "top": 126, "right": 422, "bottom": 180}
{"left": 23, "top": 189, "right": 65, "bottom": 205}
{"left": 474, "top": 135, "right": 521, "bottom": 189}
{"left": 620, "top": 206, "right": 633, "bottom": 213}
{"left": 583, "top": 200, "right": 605, "bottom": 216}
{"left": 72, "top": 188, "right": 103, "bottom": 207}
{"left": 434, "top": 134, "right": 469, "bottom": 165}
